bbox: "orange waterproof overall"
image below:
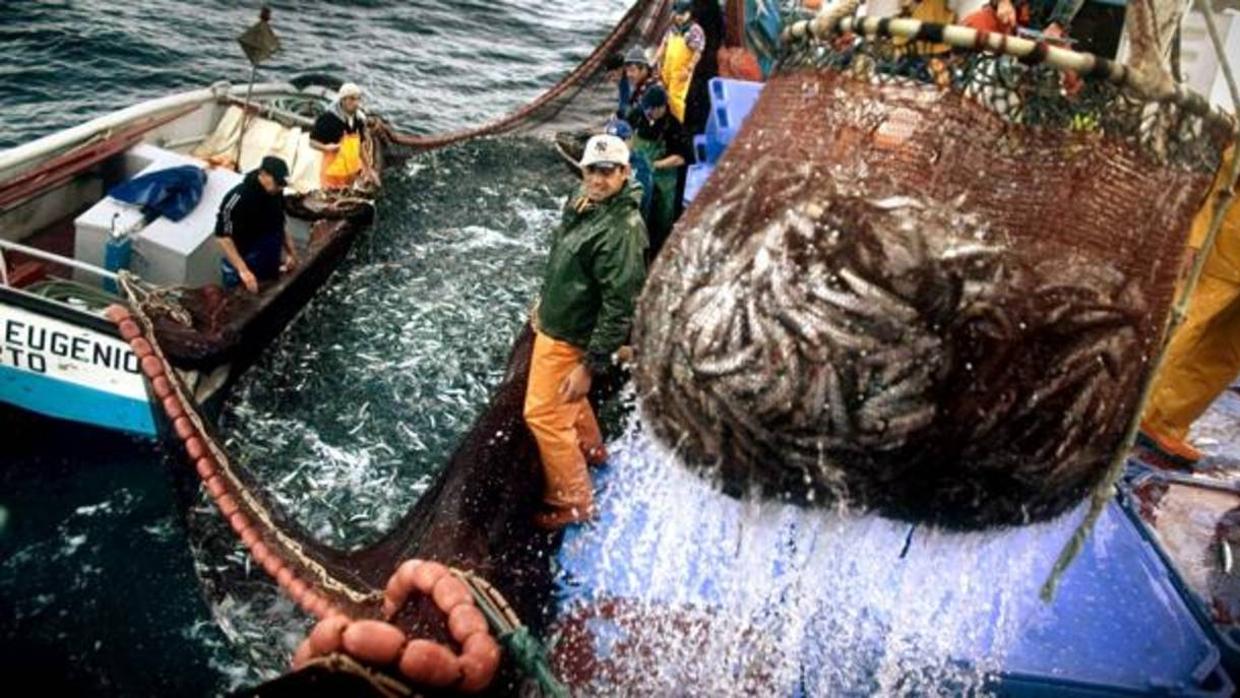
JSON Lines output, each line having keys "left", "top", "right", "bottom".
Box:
{"left": 523, "top": 330, "right": 605, "bottom": 513}
{"left": 1142, "top": 149, "right": 1240, "bottom": 461}
{"left": 320, "top": 132, "right": 363, "bottom": 189}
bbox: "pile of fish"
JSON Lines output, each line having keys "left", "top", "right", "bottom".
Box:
{"left": 635, "top": 168, "right": 1146, "bottom": 529}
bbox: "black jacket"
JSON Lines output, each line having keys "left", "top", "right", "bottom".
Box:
{"left": 214, "top": 172, "right": 285, "bottom": 256}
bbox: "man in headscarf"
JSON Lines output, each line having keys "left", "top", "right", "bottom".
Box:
{"left": 309, "top": 82, "right": 374, "bottom": 190}
{"left": 654, "top": 0, "right": 705, "bottom": 123}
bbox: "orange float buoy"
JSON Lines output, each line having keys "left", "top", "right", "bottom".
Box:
{"left": 447, "top": 604, "right": 488, "bottom": 644}
{"left": 185, "top": 436, "right": 206, "bottom": 460}
{"left": 241, "top": 527, "right": 261, "bottom": 548}
{"left": 204, "top": 475, "right": 226, "bottom": 499}
{"left": 309, "top": 615, "right": 351, "bottom": 655}
{"left": 461, "top": 632, "right": 501, "bottom": 687}
{"left": 276, "top": 567, "right": 294, "bottom": 588}
{"left": 130, "top": 337, "right": 153, "bottom": 358}
{"left": 288, "top": 578, "right": 310, "bottom": 604}
{"left": 292, "top": 638, "right": 315, "bottom": 669}
{"left": 431, "top": 575, "right": 472, "bottom": 613}
{"left": 251, "top": 542, "right": 272, "bottom": 565}
{"left": 458, "top": 639, "right": 501, "bottom": 693}
{"left": 140, "top": 355, "right": 163, "bottom": 378}
{"left": 260, "top": 551, "right": 284, "bottom": 578}
{"left": 399, "top": 639, "right": 462, "bottom": 687}
{"left": 411, "top": 560, "right": 449, "bottom": 595}
{"left": 162, "top": 395, "right": 185, "bottom": 420}
{"left": 118, "top": 319, "right": 142, "bottom": 341}
{"left": 195, "top": 457, "right": 216, "bottom": 480}
{"left": 105, "top": 305, "right": 131, "bottom": 323}
{"left": 216, "top": 494, "right": 239, "bottom": 517}
{"left": 172, "top": 416, "right": 194, "bottom": 440}
{"left": 343, "top": 620, "right": 407, "bottom": 665}
{"left": 151, "top": 375, "right": 173, "bottom": 400}
{"left": 227, "top": 511, "right": 250, "bottom": 535}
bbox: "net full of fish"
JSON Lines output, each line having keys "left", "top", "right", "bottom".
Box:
{"left": 635, "top": 167, "right": 1146, "bottom": 530}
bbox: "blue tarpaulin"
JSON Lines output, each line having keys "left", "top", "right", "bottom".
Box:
{"left": 107, "top": 165, "right": 207, "bottom": 223}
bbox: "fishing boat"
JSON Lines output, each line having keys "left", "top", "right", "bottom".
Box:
{"left": 0, "top": 76, "right": 386, "bottom": 438}
{"left": 35, "top": 0, "right": 1240, "bottom": 695}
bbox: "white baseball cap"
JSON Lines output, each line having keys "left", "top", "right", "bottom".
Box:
{"left": 579, "top": 134, "right": 630, "bottom": 169}
{"left": 339, "top": 82, "right": 362, "bottom": 99}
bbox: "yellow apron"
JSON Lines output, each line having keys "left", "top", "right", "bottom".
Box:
{"left": 321, "top": 132, "right": 363, "bottom": 189}
{"left": 661, "top": 30, "right": 696, "bottom": 123}
{"left": 1141, "top": 147, "right": 1240, "bottom": 456}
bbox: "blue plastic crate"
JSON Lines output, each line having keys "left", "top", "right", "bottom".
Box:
{"left": 683, "top": 163, "right": 714, "bottom": 207}
{"left": 1119, "top": 469, "right": 1240, "bottom": 685}
{"left": 703, "top": 78, "right": 764, "bottom": 164}
{"left": 555, "top": 442, "right": 1232, "bottom": 696}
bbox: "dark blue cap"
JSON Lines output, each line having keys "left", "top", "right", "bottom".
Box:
{"left": 641, "top": 85, "right": 668, "bottom": 111}
{"left": 259, "top": 155, "right": 289, "bottom": 185}
{"left": 605, "top": 118, "right": 634, "bottom": 140}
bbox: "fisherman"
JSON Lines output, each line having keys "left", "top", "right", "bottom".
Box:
{"left": 214, "top": 156, "right": 298, "bottom": 294}
{"left": 605, "top": 118, "right": 654, "bottom": 227}
{"left": 616, "top": 46, "right": 663, "bottom": 122}
{"left": 1137, "top": 149, "right": 1240, "bottom": 470}
{"left": 654, "top": 0, "right": 705, "bottom": 123}
{"left": 310, "top": 82, "right": 373, "bottom": 190}
{"left": 525, "top": 134, "right": 648, "bottom": 529}
{"left": 628, "top": 85, "right": 692, "bottom": 256}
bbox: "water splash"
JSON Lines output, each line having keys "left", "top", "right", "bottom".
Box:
{"left": 550, "top": 420, "right": 1131, "bottom": 696}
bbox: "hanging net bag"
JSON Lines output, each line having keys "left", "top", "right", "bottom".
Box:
{"left": 634, "top": 15, "right": 1235, "bottom": 531}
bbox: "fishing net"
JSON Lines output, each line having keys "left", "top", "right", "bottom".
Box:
{"left": 380, "top": 0, "right": 673, "bottom": 154}
{"left": 128, "top": 3, "right": 1237, "bottom": 694}
{"left": 634, "top": 20, "right": 1233, "bottom": 530}
{"left": 127, "top": 2, "right": 673, "bottom": 695}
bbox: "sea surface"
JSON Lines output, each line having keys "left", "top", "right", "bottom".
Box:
{"left": 1, "top": 0, "right": 626, "bottom": 693}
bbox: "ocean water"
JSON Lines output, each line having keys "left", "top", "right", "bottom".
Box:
{"left": 1, "top": 1, "right": 624, "bottom": 693}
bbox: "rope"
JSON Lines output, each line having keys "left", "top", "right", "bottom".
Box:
{"left": 118, "top": 273, "right": 194, "bottom": 327}
{"left": 116, "top": 272, "right": 381, "bottom": 607}
{"left": 1038, "top": 0, "right": 1240, "bottom": 601}
{"left": 381, "top": 0, "right": 670, "bottom": 151}
{"left": 781, "top": 15, "right": 1234, "bottom": 131}
{"left": 451, "top": 568, "right": 570, "bottom": 698}
{"left": 300, "top": 654, "right": 413, "bottom": 698}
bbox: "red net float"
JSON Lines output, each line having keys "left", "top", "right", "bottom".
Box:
{"left": 151, "top": 375, "right": 173, "bottom": 400}
{"left": 310, "top": 614, "right": 350, "bottom": 655}
{"left": 140, "top": 355, "right": 163, "bottom": 378}
{"left": 162, "top": 395, "right": 185, "bottom": 420}
{"left": 172, "top": 416, "right": 194, "bottom": 440}
{"left": 216, "top": 494, "right": 239, "bottom": 518}
{"left": 194, "top": 457, "right": 215, "bottom": 480}
{"left": 399, "top": 639, "right": 462, "bottom": 687}
{"left": 204, "top": 475, "right": 226, "bottom": 499}
{"left": 118, "top": 319, "right": 142, "bottom": 341}
{"left": 130, "top": 337, "right": 153, "bottom": 358}
{"left": 342, "top": 620, "right": 406, "bottom": 665}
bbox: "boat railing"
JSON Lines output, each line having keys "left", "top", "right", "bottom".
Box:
{"left": 0, "top": 238, "right": 119, "bottom": 286}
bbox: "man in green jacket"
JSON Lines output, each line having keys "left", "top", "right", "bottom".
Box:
{"left": 525, "top": 134, "right": 649, "bottom": 529}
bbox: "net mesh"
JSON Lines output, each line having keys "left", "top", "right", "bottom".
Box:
{"left": 156, "top": 8, "right": 1235, "bottom": 693}
{"left": 633, "top": 36, "right": 1230, "bottom": 529}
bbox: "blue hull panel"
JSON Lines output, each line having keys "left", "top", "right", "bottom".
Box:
{"left": 0, "top": 364, "right": 157, "bottom": 437}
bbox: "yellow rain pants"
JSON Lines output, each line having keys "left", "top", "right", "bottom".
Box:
{"left": 524, "top": 330, "right": 604, "bottom": 512}
{"left": 321, "top": 132, "right": 363, "bottom": 189}
{"left": 1141, "top": 150, "right": 1240, "bottom": 458}
{"left": 661, "top": 30, "right": 696, "bottom": 123}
